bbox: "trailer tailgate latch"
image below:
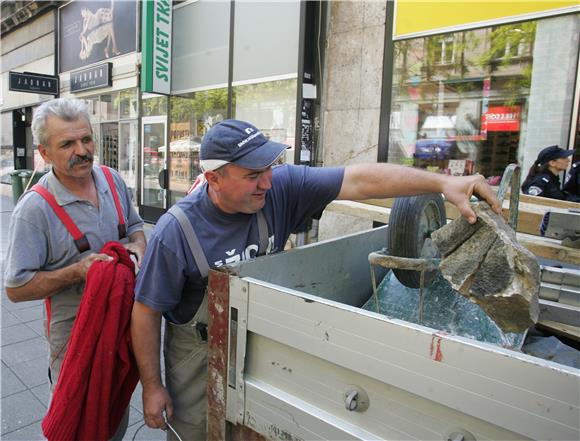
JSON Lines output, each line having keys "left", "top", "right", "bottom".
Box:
{"left": 344, "top": 386, "right": 369, "bottom": 412}
{"left": 446, "top": 428, "right": 476, "bottom": 441}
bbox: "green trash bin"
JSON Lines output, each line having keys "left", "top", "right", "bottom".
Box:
{"left": 10, "top": 169, "right": 49, "bottom": 204}
{"left": 10, "top": 170, "right": 25, "bottom": 204}
{"left": 25, "top": 169, "right": 48, "bottom": 188}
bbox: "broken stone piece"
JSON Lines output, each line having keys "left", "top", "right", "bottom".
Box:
{"left": 431, "top": 202, "right": 540, "bottom": 333}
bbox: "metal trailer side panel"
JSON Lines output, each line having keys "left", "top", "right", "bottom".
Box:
{"left": 242, "top": 336, "right": 527, "bottom": 441}
{"left": 236, "top": 280, "right": 579, "bottom": 440}
{"left": 209, "top": 227, "right": 580, "bottom": 441}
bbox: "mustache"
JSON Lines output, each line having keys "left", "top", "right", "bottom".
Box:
{"left": 68, "top": 154, "right": 93, "bottom": 168}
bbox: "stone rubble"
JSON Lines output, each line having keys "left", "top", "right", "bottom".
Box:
{"left": 431, "top": 202, "right": 540, "bottom": 333}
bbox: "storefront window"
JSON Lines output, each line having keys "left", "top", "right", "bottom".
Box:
{"left": 142, "top": 95, "right": 168, "bottom": 117}
{"left": 232, "top": 0, "right": 300, "bottom": 84}
{"left": 83, "top": 96, "right": 100, "bottom": 126}
{"left": 100, "top": 91, "right": 119, "bottom": 121}
{"left": 1, "top": 112, "right": 14, "bottom": 184}
{"left": 80, "top": 96, "right": 100, "bottom": 164}
{"left": 172, "top": 0, "right": 230, "bottom": 93}
{"left": 119, "top": 121, "right": 138, "bottom": 203}
{"left": 388, "top": 14, "right": 579, "bottom": 183}
{"left": 78, "top": 91, "right": 138, "bottom": 181}
{"left": 231, "top": 0, "right": 299, "bottom": 156}
{"left": 232, "top": 79, "right": 297, "bottom": 150}
{"left": 120, "top": 89, "right": 138, "bottom": 119}
{"left": 141, "top": 95, "right": 168, "bottom": 209}
{"left": 168, "top": 89, "right": 228, "bottom": 204}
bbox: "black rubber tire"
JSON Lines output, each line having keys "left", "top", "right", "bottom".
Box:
{"left": 388, "top": 193, "right": 446, "bottom": 288}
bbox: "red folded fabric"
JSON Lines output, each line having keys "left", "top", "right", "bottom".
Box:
{"left": 42, "top": 241, "right": 140, "bottom": 441}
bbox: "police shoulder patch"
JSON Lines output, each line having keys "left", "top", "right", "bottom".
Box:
{"left": 528, "top": 186, "right": 543, "bottom": 196}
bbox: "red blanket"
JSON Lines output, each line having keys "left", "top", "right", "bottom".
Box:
{"left": 42, "top": 242, "right": 140, "bottom": 441}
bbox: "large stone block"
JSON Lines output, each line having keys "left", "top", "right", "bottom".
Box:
{"left": 431, "top": 202, "right": 540, "bottom": 332}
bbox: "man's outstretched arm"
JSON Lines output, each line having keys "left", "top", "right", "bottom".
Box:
{"left": 337, "top": 163, "right": 501, "bottom": 224}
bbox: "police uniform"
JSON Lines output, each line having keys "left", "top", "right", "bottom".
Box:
{"left": 564, "top": 161, "right": 579, "bottom": 197}
{"left": 522, "top": 170, "right": 569, "bottom": 200}
{"left": 522, "top": 169, "right": 580, "bottom": 202}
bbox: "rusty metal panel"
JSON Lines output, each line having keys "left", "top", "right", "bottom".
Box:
{"left": 207, "top": 268, "right": 231, "bottom": 441}
{"left": 230, "top": 422, "right": 268, "bottom": 441}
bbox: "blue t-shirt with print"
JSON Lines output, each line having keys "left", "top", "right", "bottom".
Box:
{"left": 135, "top": 164, "right": 344, "bottom": 323}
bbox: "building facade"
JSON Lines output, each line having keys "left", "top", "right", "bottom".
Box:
{"left": 2, "top": 1, "right": 578, "bottom": 239}
{"left": 1, "top": 1, "right": 59, "bottom": 181}
{"left": 319, "top": 1, "right": 580, "bottom": 239}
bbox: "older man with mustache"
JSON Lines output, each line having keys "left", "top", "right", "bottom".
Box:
{"left": 4, "top": 97, "right": 146, "bottom": 440}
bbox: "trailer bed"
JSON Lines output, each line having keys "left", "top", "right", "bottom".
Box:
{"left": 207, "top": 226, "right": 580, "bottom": 441}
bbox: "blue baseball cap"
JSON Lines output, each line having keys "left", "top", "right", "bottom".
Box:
{"left": 200, "top": 119, "right": 289, "bottom": 171}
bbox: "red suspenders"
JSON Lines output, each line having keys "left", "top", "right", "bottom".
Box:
{"left": 30, "top": 166, "right": 127, "bottom": 338}
{"left": 101, "top": 166, "right": 128, "bottom": 240}
{"left": 30, "top": 185, "right": 92, "bottom": 253}
{"left": 30, "top": 165, "right": 127, "bottom": 252}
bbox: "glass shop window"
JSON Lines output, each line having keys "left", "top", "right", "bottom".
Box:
{"left": 232, "top": 79, "right": 297, "bottom": 151}
{"left": 387, "top": 14, "right": 579, "bottom": 184}
{"left": 168, "top": 90, "right": 228, "bottom": 204}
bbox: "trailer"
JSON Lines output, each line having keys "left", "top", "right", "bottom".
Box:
{"left": 206, "top": 224, "right": 580, "bottom": 441}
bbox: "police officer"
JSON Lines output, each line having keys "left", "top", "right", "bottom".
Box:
{"left": 521, "top": 145, "right": 579, "bottom": 202}
{"left": 564, "top": 160, "right": 579, "bottom": 198}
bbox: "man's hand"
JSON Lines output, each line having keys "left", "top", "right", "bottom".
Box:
{"left": 125, "top": 231, "right": 147, "bottom": 266}
{"left": 124, "top": 241, "right": 145, "bottom": 266}
{"left": 77, "top": 252, "right": 112, "bottom": 278}
{"left": 142, "top": 383, "right": 173, "bottom": 429}
{"left": 442, "top": 174, "right": 501, "bottom": 224}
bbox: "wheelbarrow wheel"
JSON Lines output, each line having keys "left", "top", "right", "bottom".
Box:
{"left": 388, "top": 193, "right": 446, "bottom": 288}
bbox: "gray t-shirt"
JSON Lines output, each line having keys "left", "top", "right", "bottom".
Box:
{"left": 4, "top": 164, "right": 144, "bottom": 288}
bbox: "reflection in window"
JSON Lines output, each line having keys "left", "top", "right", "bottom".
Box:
{"left": 388, "top": 16, "right": 576, "bottom": 182}
{"left": 1, "top": 112, "right": 14, "bottom": 184}
{"left": 119, "top": 121, "right": 138, "bottom": 203}
{"left": 431, "top": 35, "right": 455, "bottom": 65}
{"left": 168, "top": 89, "right": 228, "bottom": 204}
{"left": 488, "top": 24, "right": 534, "bottom": 62}
{"left": 233, "top": 79, "right": 297, "bottom": 150}
{"left": 143, "top": 95, "right": 168, "bottom": 117}
{"left": 120, "top": 89, "right": 138, "bottom": 119}
{"left": 100, "top": 92, "right": 119, "bottom": 121}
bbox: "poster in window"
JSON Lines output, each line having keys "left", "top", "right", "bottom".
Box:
{"left": 59, "top": 0, "right": 138, "bottom": 73}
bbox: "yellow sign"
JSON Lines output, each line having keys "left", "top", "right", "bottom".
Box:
{"left": 394, "top": 1, "right": 579, "bottom": 39}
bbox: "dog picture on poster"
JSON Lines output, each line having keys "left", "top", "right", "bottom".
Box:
{"left": 59, "top": 0, "right": 137, "bottom": 73}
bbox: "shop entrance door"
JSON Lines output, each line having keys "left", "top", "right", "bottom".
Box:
{"left": 140, "top": 116, "right": 168, "bottom": 221}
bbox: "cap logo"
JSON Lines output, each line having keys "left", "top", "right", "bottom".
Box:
{"left": 237, "top": 129, "right": 262, "bottom": 148}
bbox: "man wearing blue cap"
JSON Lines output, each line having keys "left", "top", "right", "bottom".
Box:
{"left": 521, "top": 145, "right": 579, "bottom": 202}
{"left": 131, "top": 119, "right": 501, "bottom": 440}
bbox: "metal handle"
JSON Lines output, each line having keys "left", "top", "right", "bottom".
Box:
{"left": 345, "top": 390, "right": 358, "bottom": 411}
{"left": 343, "top": 386, "right": 370, "bottom": 412}
{"left": 496, "top": 163, "right": 521, "bottom": 230}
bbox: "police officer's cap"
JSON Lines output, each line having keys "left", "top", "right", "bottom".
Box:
{"left": 537, "top": 145, "right": 574, "bottom": 165}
